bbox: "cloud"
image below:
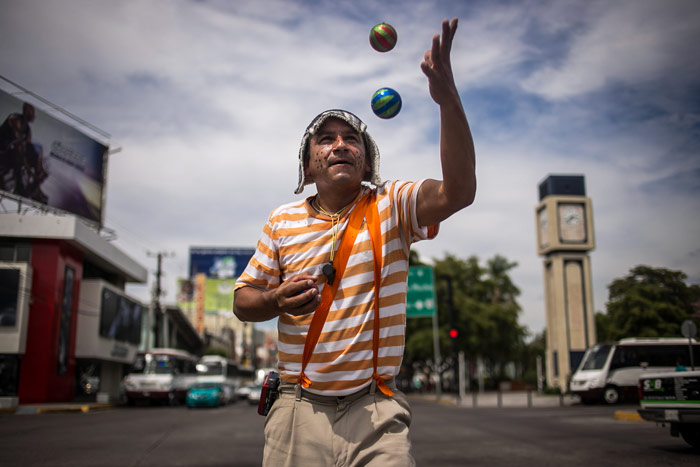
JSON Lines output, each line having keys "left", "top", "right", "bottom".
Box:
{"left": 2, "top": 0, "right": 698, "bottom": 336}
{"left": 521, "top": 0, "right": 700, "bottom": 100}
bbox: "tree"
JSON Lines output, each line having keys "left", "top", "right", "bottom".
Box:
{"left": 516, "top": 331, "right": 546, "bottom": 388}
{"left": 598, "top": 265, "right": 700, "bottom": 341}
{"left": 404, "top": 252, "right": 527, "bottom": 386}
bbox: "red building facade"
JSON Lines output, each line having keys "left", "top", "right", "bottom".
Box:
{"left": 0, "top": 213, "right": 147, "bottom": 406}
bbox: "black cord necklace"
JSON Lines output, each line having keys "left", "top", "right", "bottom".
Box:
{"left": 313, "top": 196, "right": 353, "bottom": 285}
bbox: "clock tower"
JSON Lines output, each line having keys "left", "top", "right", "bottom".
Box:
{"left": 535, "top": 175, "right": 596, "bottom": 391}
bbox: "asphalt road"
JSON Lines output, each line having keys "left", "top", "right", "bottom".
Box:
{"left": 0, "top": 397, "right": 697, "bottom": 466}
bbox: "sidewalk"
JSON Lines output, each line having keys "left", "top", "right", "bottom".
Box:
{"left": 407, "top": 391, "right": 644, "bottom": 421}
{"left": 409, "top": 390, "right": 576, "bottom": 408}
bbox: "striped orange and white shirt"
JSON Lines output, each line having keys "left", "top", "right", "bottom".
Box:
{"left": 235, "top": 180, "right": 438, "bottom": 396}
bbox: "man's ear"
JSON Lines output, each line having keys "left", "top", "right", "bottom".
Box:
{"left": 303, "top": 144, "right": 314, "bottom": 179}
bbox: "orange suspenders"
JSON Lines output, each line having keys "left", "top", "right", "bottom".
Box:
{"left": 298, "top": 192, "right": 394, "bottom": 397}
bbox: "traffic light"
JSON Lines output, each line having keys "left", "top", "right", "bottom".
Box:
{"left": 449, "top": 328, "right": 458, "bottom": 339}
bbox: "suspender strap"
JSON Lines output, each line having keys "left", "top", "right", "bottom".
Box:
{"left": 298, "top": 192, "right": 393, "bottom": 397}
{"left": 298, "top": 194, "right": 372, "bottom": 388}
{"left": 366, "top": 193, "right": 394, "bottom": 397}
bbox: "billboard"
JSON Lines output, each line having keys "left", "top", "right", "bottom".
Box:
{"left": 204, "top": 278, "right": 237, "bottom": 313}
{"left": 189, "top": 247, "right": 255, "bottom": 279}
{"left": 177, "top": 277, "right": 236, "bottom": 315}
{"left": 0, "top": 89, "right": 107, "bottom": 224}
{"left": 180, "top": 247, "right": 254, "bottom": 317}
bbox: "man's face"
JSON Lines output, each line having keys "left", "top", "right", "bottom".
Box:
{"left": 306, "top": 118, "right": 369, "bottom": 191}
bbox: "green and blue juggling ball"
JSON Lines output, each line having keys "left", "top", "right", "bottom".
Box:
{"left": 371, "top": 87, "right": 402, "bottom": 119}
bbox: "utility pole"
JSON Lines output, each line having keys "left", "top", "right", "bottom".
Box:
{"left": 147, "top": 251, "right": 174, "bottom": 350}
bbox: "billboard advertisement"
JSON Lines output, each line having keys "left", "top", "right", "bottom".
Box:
{"left": 189, "top": 247, "right": 255, "bottom": 279}
{"left": 180, "top": 247, "right": 254, "bottom": 317}
{"left": 179, "top": 277, "right": 237, "bottom": 315}
{"left": 0, "top": 89, "right": 107, "bottom": 224}
{"left": 204, "top": 278, "right": 237, "bottom": 313}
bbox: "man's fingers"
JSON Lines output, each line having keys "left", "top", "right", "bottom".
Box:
{"left": 431, "top": 33, "right": 441, "bottom": 63}
{"left": 287, "top": 294, "right": 321, "bottom": 316}
{"left": 441, "top": 18, "right": 457, "bottom": 56}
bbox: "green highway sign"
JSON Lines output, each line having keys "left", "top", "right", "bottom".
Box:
{"left": 406, "top": 266, "right": 436, "bottom": 318}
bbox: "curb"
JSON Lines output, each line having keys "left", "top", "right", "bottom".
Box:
{"left": 11, "top": 403, "right": 116, "bottom": 415}
{"left": 614, "top": 410, "right": 643, "bottom": 422}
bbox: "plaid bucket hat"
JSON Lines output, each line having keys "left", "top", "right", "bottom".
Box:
{"left": 294, "top": 109, "right": 382, "bottom": 194}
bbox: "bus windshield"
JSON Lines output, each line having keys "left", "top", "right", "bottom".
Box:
{"left": 129, "top": 354, "right": 176, "bottom": 375}
{"left": 196, "top": 362, "right": 223, "bottom": 376}
{"left": 580, "top": 344, "right": 612, "bottom": 370}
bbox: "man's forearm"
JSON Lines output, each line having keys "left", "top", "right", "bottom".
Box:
{"left": 233, "top": 276, "right": 321, "bottom": 322}
{"left": 439, "top": 99, "right": 476, "bottom": 209}
{"left": 233, "top": 287, "right": 281, "bottom": 322}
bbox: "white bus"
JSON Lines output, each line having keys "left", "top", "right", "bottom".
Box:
{"left": 569, "top": 338, "right": 699, "bottom": 404}
{"left": 122, "top": 348, "right": 199, "bottom": 405}
{"left": 195, "top": 355, "right": 243, "bottom": 403}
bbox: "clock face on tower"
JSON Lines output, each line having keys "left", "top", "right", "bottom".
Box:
{"left": 558, "top": 203, "right": 586, "bottom": 243}
{"left": 538, "top": 207, "right": 549, "bottom": 248}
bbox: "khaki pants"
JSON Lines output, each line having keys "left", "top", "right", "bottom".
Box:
{"left": 262, "top": 381, "right": 415, "bottom": 467}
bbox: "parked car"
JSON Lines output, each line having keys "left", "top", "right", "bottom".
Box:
{"left": 247, "top": 385, "right": 263, "bottom": 405}
{"left": 236, "top": 384, "right": 257, "bottom": 401}
{"left": 186, "top": 382, "right": 226, "bottom": 408}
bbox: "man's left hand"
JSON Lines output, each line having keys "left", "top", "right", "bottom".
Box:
{"left": 421, "top": 18, "right": 460, "bottom": 107}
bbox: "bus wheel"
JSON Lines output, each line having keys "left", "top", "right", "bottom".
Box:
{"left": 603, "top": 385, "right": 621, "bottom": 405}
{"left": 168, "top": 391, "right": 179, "bottom": 406}
{"left": 679, "top": 424, "right": 700, "bottom": 449}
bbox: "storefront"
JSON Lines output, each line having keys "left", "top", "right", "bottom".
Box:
{"left": 0, "top": 212, "right": 146, "bottom": 407}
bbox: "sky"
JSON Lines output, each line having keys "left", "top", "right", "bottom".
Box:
{"left": 1, "top": 0, "right": 699, "bottom": 337}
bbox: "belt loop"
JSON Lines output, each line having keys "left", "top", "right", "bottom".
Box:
{"left": 369, "top": 379, "right": 377, "bottom": 396}
{"left": 295, "top": 383, "right": 302, "bottom": 401}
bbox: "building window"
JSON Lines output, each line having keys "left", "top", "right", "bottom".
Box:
{"left": 57, "top": 266, "right": 75, "bottom": 375}
{"left": 0, "top": 268, "right": 20, "bottom": 327}
{"left": 0, "top": 243, "right": 32, "bottom": 263}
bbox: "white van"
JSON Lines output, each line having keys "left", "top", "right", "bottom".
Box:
{"left": 569, "top": 338, "right": 699, "bottom": 404}
{"left": 122, "top": 348, "right": 198, "bottom": 405}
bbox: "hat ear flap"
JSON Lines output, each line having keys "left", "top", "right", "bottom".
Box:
{"left": 362, "top": 131, "right": 381, "bottom": 186}
{"left": 295, "top": 134, "right": 312, "bottom": 194}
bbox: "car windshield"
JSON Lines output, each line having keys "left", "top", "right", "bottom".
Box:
{"left": 193, "top": 383, "right": 219, "bottom": 389}
{"left": 196, "top": 362, "right": 223, "bottom": 376}
{"left": 580, "top": 344, "right": 612, "bottom": 370}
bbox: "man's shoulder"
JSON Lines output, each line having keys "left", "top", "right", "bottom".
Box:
{"left": 372, "top": 180, "right": 424, "bottom": 199}
{"left": 268, "top": 198, "right": 309, "bottom": 219}
{"left": 369, "top": 180, "right": 417, "bottom": 192}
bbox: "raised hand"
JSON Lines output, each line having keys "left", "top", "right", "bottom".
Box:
{"left": 420, "top": 18, "right": 460, "bottom": 107}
